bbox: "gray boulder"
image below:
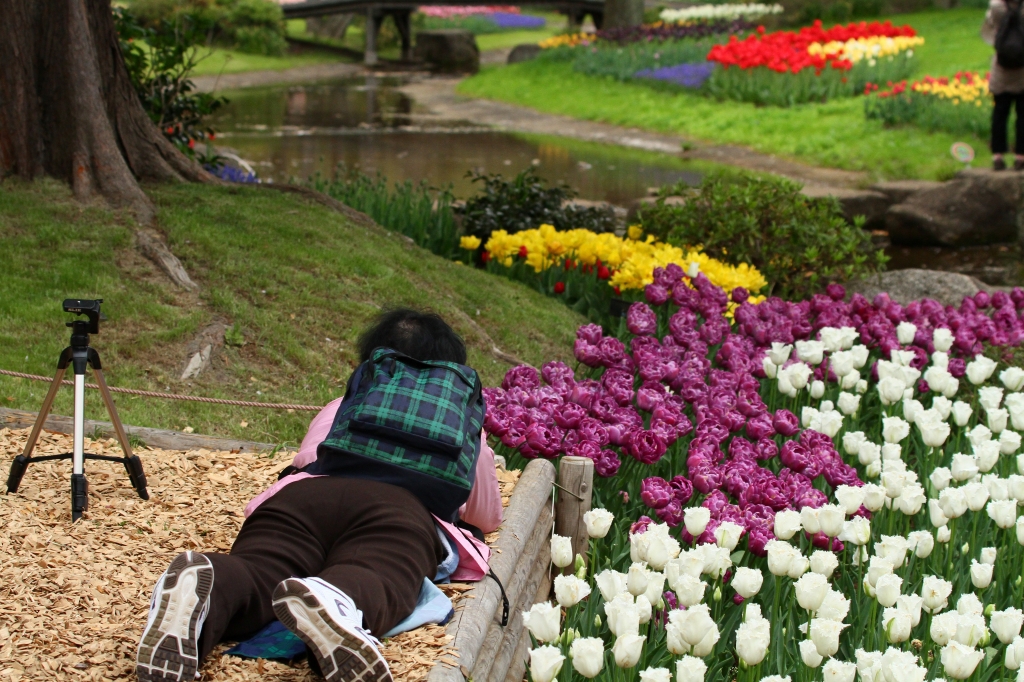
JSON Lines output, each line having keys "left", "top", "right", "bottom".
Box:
{"left": 507, "top": 43, "right": 542, "bottom": 64}
{"left": 868, "top": 179, "right": 943, "bottom": 205}
{"left": 414, "top": 30, "right": 479, "bottom": 73}
{"left": 800, "top": 185, "right": 891, "bottom": 230}
{"left": 885, "top": 168, "right": 1021, "bottom": 246}
{"left": 850, "top": 268, "right": 987, "bottom": 307}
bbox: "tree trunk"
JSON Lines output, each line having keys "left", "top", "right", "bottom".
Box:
{"left": 602, "top": 0, "right": 644, "bottom": 29}
{"left": 0, "top": 0, "right": 213, "bottom": 225}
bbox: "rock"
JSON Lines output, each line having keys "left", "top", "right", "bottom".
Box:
{"left": 799, "top": 185, "right": 891, "bottom": 230}
{"left": 868, "top": 179, "right": 943, "bottom": 205}
{"left": 628, "top": 195, "right": 690, "bottom": 221}
{"left": 414, "top": 30, "right": 479, "bottom": 73}
{"left": 564, "top": 198, "right": 627, "bottom": 232}
{"left": 849, "top": 268, "right": 988, "bottom": 307}
{"left": 507, "top": 43, "right": 542, "bottom": 64}
{"left": 885, "top": 168, "right": 1021, "bottom": 246}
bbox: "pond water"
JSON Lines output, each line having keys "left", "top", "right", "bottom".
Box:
{"left": 209, "top": 76, "right": 708, "bottom": 205}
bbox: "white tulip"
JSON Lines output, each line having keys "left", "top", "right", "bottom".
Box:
{"left": 986, "top": 500, "right": 1016, "bottom": 529}
{"left": 875, "top": 573, "right": 903, "bottom": 607}
{"left": 595, "top": 570, "right": 628, "bottom": 602}
{"left": 933, "top": 395, "right": 953, "bottom": 420}
{"left": 1006, "top": 635, "right": 1024, "bottom": 670}
{"left": 933, "top": 327, "right": 954, "bottom": 351}
{"left": 980, "top": 385, "right": 1005, "bottom": 411}
{"left": 862, "top": 484, "right": 886, "bottom": 511}
{"left": 796, "top": 340, "right": 825, "bottom": 365}
{"left": 810, "top": 550, "right": 839, "bottom": 578}
{"left": 800, "top": 506, "right": 821, "bottom": 534}
{"left": 551, "top": 534, "right": 573, "bottom": 568}
{"left": 675, "top": 655, "right": 707, "bottom": 682}
{"left": 895, "top": 321, "right": 917, "bottom": 345}
{"left": 951, "top": 400, "right": 973, "bottom": 427}
{"left": 954, "top": 612, "right": 988, "bottom": 648}
{"left": 627, "top": 562, "right": 650, "bottom": 597}
{"left": 636, "top": 594, "right": 653, "bottom": 624}
{"left": 732, "top": 567, "right": 763, "bottom": 599}
{"left": 876, "top": 535, "right": 910, "bottom": 568}
{"left": 817, "top": 589, "right": 851, "bottom": 623}
{"left": 957, "top": 593, "right": 984, "bottom": 616}
{"left": 950, "top": 453, "right": 979, "bottom": 482}
{"left": 690, "top": 623, "right": 720, "bottom": 657}
{"left": 989, "top": 408, "right": 1009, "bottom": 434}
{"left": 666, "top": 614, "right": 691, "bottom": 656}
{"left": 938, "top": 487, "right": 968, "bottom": 519}
{"left": 920, "top": 419, "right": 952, "bottom": 448}
{"left": 882, "top": 606, "right": 912, "bottom": 643}
{"left": 679, "top": 604, "right": 715, "bottom": 647}
{"left": 841, "top": 370, "right": 861, "bottom": 390}
{"left": 715, "top": 521, "right": 744, "bottom": 550}
{"left": 765, "top": 539, "right": 798, "bottom": 577}
{"left": 583, "top": 509, "right": 614, "bottom": 538}
{"left": 866, "top": 556, "right": 894, "bottom": 588}
{"left": 523, "top": 602, "right": 561, "bottom": 643}
{"left": 925, "top": 365, "right": 954, "bottom": 395}
{"left": 940, "top": 641, "right": 984, "bottom": 679}
{"left": 788, "top": 362, "right": 812, "bottom": 390}
{"left": 907, "top": 530, "right": 935, "bottom": 558}
{"left": 896, "top": 483, "right": 926, "bottom": 515}
{"left": 700, "top": 545, "right": 733, "bottom": 579}
{"left": 975, "top": 439, "right": 1001, "bottom": 473}
{"left": 638, "top": 667, "right": 671, "bottom": 682}
{"left": 787, "top": 554, "right": 810, "bottom": 580}
{"left": 818, "top": 505, "right": 845, "bottom": 538}
{"left": 963, "top": 481, "right": 989, "bottom": 512}
{"left": 980, "top": 546, "right": 997, "bottom": 564}
{"left": 529, "top": 645, "right": 565, "bottom": 682}
{"left": 881, "top": 443, "right": 902, "bottom": 461}
{"left": 762, "top": 356, "right": 778, "bottom": 378}
{"left": 1011, "top": 395, "right": 1024, "bottom": 429}
{"left": 768, "top": 342, "right": 792, "bottom": 366}
{"left": 991, "top": 607, "right": 1024, "bottom": 644}
{"left": 842, "top": 430, "right": 866, "bottom": 456}
{"left": 643, "top": 571, "right": 666, "bottom": 607}
{"left": 570, "top": 637, "right": 605, "bottom": 678}
{"left": 1001, "top": 429, "right": 1022, "bottom": 455}
{"left": 821, "top": 658, "right": 857, "bottom": 682}
{"left": 878, "top": 376, "right": 906, "bottom": 405}
{"left": 810, "top": 618, "right": 848, "bottom": 657}
{"left": 800, "top": 638, "right": 824, "bottom": 668}
{"left": 604, "top": 593, "right": 640, "bottom": 637}
{"left": 856, "top": 379, "right": 868, "bottom": 394}
{"left": 839, "top": 516, "right": 871, "bottom": 546}
{"left": 921, "top": 575, "right": 953, "bottom": 613}
{"left": 929, "top": 498, "right": 949, "bottom": 528}
{"left": 554, "top": 574, "right": 591, "bottom": 608}
{"left": 896, "top": 594, "right": 924, "bottom": 627}
{"left": 855, "top": 649, "right": 883, "bottom": 682}
{"left": 766, "top": 511, "right": 801, "bottom": 543}
{"left": 819, "top": 327, "right": 846, "bottom": 353}
{"left": 931, "top": 611, "right": 960, "bottom": 645}
{"left": 672, "top": 573, "right": 707, "bottom": 607}
{"left": 1011, "top": 474, "right": 1024, "bottom": 500}
{"left": 1002, "top": 366, "right": 1024, "bottom": 391}
{"left": 882, "top": 417, "right": 910, "bottom": 443}
{"left": 735, "top": 613, "right": 771, "bottom": 666}
{"left": 969, "top": 423, "right": 993, "bottom": 448}
{"left": 683, "top": 507, "right": 710, "bottom": 538}
{"left": 795, "top": 572, "right": 830, "bottom": 612}
{"left": 969, "top": 560, "right": 993, "bottom": 589}
{"left": 847, "top": 341, "right": 868, "bottom": 366}
{"left": 937, "top": 525, "right": 952, "bottom": 543}
{"left": 612, "top": 634, "right": 645, "bottom": 668}
{"left": 983, "top": 473, "right": 1010, "bottom": 501}
{"left": 966, "top": 357, "right": 998, "bottom": 386}
{"left": 930, "top": 466, "right": 953, "bottom": 491}
{"left": 810, "top": 380, "right": 825, "bottom": 399}
{"left": 802, "top": 405, "right": 820, "bottom": 429}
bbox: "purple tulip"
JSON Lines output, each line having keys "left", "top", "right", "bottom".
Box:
{"left": 627, "top": 302, "right": 658, "bottom": 336}
{"left": 773, "top": 409, "right": 800, "bottom": 436}
{"left": 630, "top": 515, "right": 653, "bottom": 536}
{"left": 669, "top": 475, "right": 694, "bottom": 505}
{"left": 553, "top": 402, "right": 587, "bottom": 430}
{"left": 595, "top": 449, "right": 622, "bottom": 477}
{"left": 569, "top": 380, "right": 600, "bottom": 410}
{"left": 628, "top": 429, "right": 667, "bottom": 464}
{"left": 755, "top": 438, "right": 779, "bottom": 462}
{"left": 780, "top": 440, "right": 811, "bottom": 473}
{"left": 578, "top": 417, "right": 611, "bottom": 446}
{"left": 645, "top": 283, "right": 670, "bottom": 306}
{"left": 641, "top": 476, "right": 674, "bottom": 510}
{"left": 502, "top": 365, "right": 540, "bottom": 391}
{"left": 657, "top": 498, "right": 684, "bottom": 526}
{"left": 574, "top": 340, "right": 602, "bottom": 367}
{"left": 541, "top": 361, "right": 576, "bottom": 389}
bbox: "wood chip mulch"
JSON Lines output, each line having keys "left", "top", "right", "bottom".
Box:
{"left": 0, "top": 428, "right": 518, "bottom": 682}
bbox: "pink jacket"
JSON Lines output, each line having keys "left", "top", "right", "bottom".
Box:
{"left": 245, "top": 399, "right": 503, "bottom": 571}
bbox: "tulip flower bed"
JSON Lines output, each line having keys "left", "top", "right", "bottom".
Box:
{"left": 538, "top": 19, "right": 752, "bottom": 53}
{"left": 864, "top": 72, "right": 991, "bottom": 138}
{"left": 472, "top": 224, "right": 767, "bottom": 326}
{"left": 659, "top": 4, "right": 784, "bottom": 23}
{"left": 480, "top": 263, "right": 1024, "bottom": 682}
{"left": 704, "top": 21, "right": 922, "bottom": 106}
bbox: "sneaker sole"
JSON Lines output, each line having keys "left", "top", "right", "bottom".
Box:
{"left": 137, "top": 552, "right": 213, "bottom": 682}
{"left": 272, "top": 578, "right": 392, "bottom": 682}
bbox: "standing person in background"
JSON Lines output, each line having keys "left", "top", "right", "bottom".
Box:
{"left": 984, "top": 0, "right": 1024, "bottom": 170}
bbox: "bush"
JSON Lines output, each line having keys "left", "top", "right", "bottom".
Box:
{"left": 460, "top": 168, "right": 619, "bottom": 248}
{"left": 638, "top": 173, "right": 886, "bottom": 299}
{"left": 127, "top": 0, "right": 287, "bottom": 56}
{"left": 115, "top": 7, "right": 225, "bottom": 155}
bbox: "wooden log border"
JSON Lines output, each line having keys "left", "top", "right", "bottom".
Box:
{"left": 429, "top": 458, "right": 556, "bottom": 682}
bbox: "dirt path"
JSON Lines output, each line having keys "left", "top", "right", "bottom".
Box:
{"left": 193, "top": 57, "right": 866, "bottom": 190}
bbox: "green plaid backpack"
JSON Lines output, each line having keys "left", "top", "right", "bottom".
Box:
{"left": 303, "top": 348, "right": 486, "bottom": 522}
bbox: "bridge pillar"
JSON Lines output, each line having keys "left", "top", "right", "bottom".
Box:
{"left": 392, "top": 9, "right": 413, "bottom": 62}
{"left": 365, "top": 7, "right": 378, "bottom": 65}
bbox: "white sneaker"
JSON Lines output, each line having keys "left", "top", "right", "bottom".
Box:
{"left": 272, "top": 577, "right": 392, "bottom": 682}
{"left": 136, "top": 552, "right": 213, "bottom": 682}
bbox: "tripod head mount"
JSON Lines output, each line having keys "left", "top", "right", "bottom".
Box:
{"left": 64, "top": 299, "right": 102, "bottom": 347}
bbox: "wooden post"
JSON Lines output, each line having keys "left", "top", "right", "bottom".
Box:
{"left": 364, "top": 7, "right": 378, "bottom": 66}
{"left": 554, "top": 456, "right": 594, "bottom": 571}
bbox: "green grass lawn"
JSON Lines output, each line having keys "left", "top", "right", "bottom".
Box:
{"left": 190, "top": 44, "right": 349, "bottom": 76}
{"left": 0, "top": 180, "right": 583, "bottom": 445}
{"left": 457, "top": 8, "right": 992, "bottom": 181}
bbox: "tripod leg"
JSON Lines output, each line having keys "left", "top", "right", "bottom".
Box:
{"left": 92, "top": 367, "right": 148, "bottom": 500}
{"left": 6, "top": 366, "right": 68, "bottom": 493}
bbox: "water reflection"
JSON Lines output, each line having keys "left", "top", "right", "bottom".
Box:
{"left": 209, "top": 77, "right": 705, "bottom": 205}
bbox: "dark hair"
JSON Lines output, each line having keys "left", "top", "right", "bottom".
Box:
{"left": 357, "top": 308, "right": 467, "bottom": 365}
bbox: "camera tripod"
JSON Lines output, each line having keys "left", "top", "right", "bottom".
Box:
{"left": 5, "top": 299, "right": 148, "bottom": 521}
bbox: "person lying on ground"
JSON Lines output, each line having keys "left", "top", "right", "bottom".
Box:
{"left": 135, "top": 308, "right": 502, "bottom": 682}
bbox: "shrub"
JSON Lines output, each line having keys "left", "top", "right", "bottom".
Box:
{"left": 127, "top": 0, "right": 287, "bottom": 56}
{"left": 115, "top": 7, "right": 226, "bottom": 155}
{"left": 460, "top": 168, "right": 618, "bottom": 248}
{"left": 638, "top": 173, "right": 886, "bottom": 299}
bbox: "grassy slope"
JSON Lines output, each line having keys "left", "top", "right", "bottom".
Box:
{"left": 0, "top": 180, "right": 583, "bottom": 445}
{"left": 457, "top": 9, "right": 991, "bottom": 181}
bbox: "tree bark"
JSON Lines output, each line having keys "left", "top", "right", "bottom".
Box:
{"left": 0, "top": 0, "right": 213, "bottom": 225}
{"left": 602, "top": 0, "right": 644, "bottom": 29}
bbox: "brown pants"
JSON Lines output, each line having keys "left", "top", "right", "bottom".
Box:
{"left": 196, "top": 477, "right": 445, "bottom": 661}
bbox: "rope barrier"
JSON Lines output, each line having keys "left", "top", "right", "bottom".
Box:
{"left": 0, "top": 369, "right": 324, "bottom": 412}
